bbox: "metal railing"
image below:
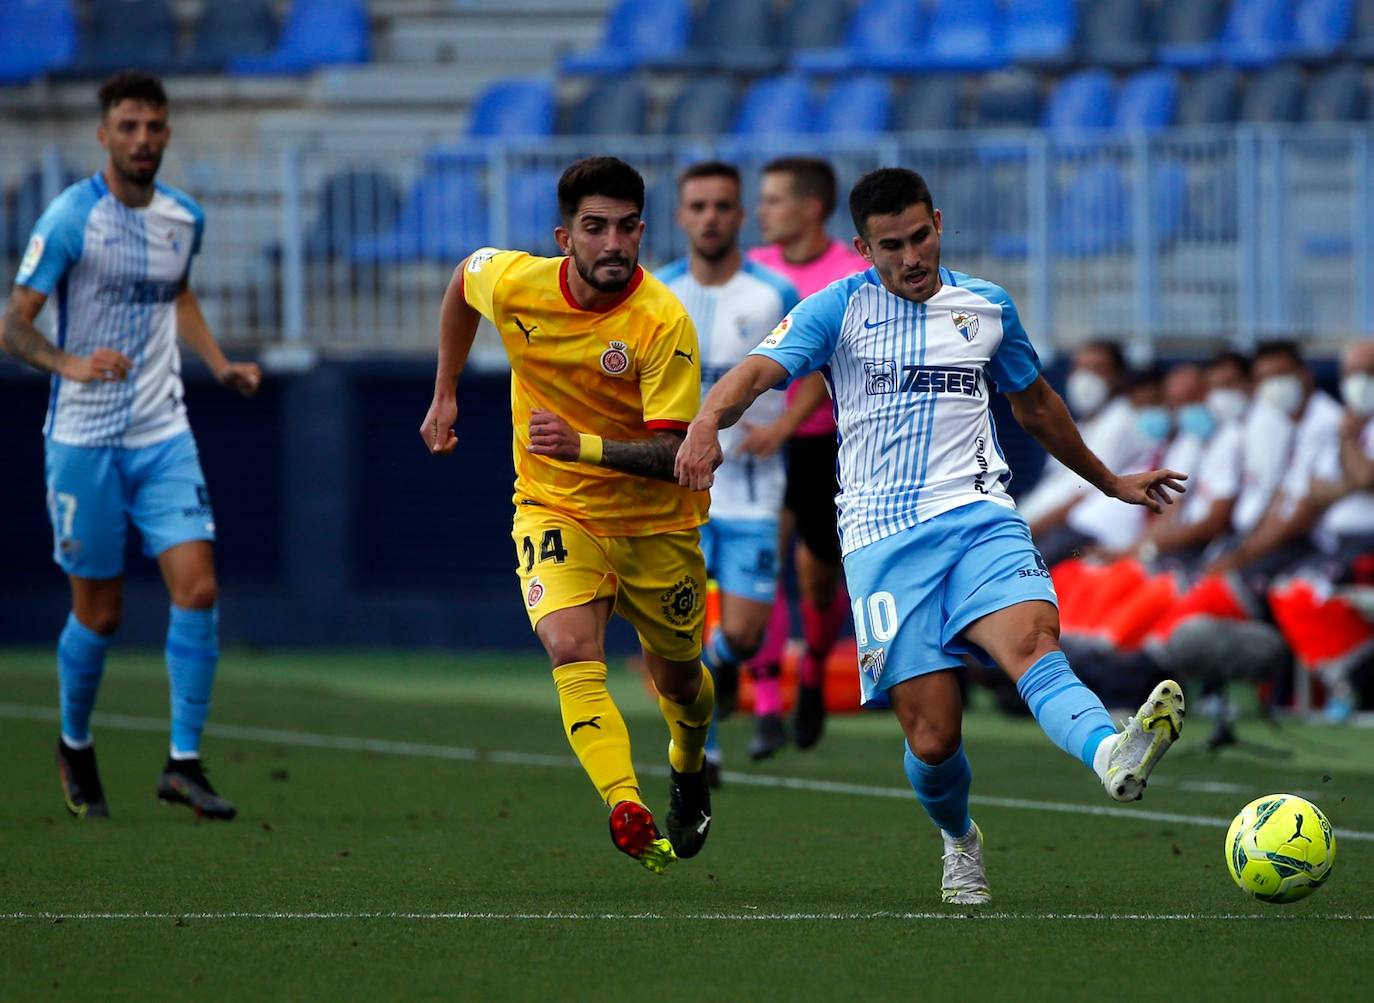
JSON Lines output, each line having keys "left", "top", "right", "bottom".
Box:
{"left": 3, "top": 126, "right": 1372, "bottom": 366}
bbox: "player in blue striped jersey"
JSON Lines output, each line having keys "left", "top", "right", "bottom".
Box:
{"left": 660, "top": 161, "right": 800, "bottom": 771}
{"left": 0, "top": 72, "right": 260, "bottom": 821}
{"left": 677, "top": 168, "right": 1188, "bottom": 905}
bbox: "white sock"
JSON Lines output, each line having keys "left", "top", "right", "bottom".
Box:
{"left": 1092, "top": 732, "right": 1120, "bottom": 783}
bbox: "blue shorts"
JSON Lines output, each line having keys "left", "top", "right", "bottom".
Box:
{"left": 44, "top": 431, "right": 216, "bottom": 579}
{"left": 842, "top": 501, "right": 1057, "bottom": 706}
{"left": 700, "top": 516, "right": 779, "bottom": 603}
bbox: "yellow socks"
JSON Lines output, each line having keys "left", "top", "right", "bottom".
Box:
{"left": 552, "top": 660, "right": 642, "bottom": 807}
{"left": 658, "top": 666, "right": 714, "bottom": 774}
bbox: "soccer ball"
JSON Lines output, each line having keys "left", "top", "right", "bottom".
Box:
{"left": 1225, "top": 794, "right": 1336, "bottom": 904}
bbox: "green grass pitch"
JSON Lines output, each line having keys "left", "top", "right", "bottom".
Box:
{"left": 1, "top": 649, "right": 1371, "bottom": 1000}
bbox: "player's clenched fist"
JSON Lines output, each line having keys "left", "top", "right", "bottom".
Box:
{"left": 420, "top": 395, "right": 459, "bottom": 454}
{"left": 62, "top": 346, "right": 134, "bottom": 383}
{"left": 675, "top": 417, "right": 723, "bottom": 491}
{"left": 216, "top": 361, "right": 262, "bottom": 397}
{"left": 527, "top": 408, "right": 579, "bottom": 460}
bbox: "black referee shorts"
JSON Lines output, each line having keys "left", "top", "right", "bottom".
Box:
{"left": 784, "top": 432, "right": 842, "bottom": 565}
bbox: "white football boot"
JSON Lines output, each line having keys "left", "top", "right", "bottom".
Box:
{"left": 1101, "top": 679, "right": 1186, "bottom": 802}
{"left": 941, "top": 821, "right": 991, "bottom": 905}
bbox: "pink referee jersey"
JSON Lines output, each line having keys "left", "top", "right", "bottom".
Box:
{"left": 747, "top": 240, "right": 868, "bottom": 437}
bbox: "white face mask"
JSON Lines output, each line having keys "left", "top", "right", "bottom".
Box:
{"left": 1205, "top": 387, "right": 1248, "bottom": 423}
{"left": 1342, "top": 372, "right": 1374, "bottom": 417}
{"left": 1256, "top": 374, "right": 1305, "bottom": 417}
{"left": 1066, "top": 369, "right": 1110, "bottom": 417}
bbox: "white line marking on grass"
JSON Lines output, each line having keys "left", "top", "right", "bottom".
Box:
{"left": 1, "top": 911, "right": 1371, "bottom": 923}
{"left": 2, "top": 702, "right": 1371, "bottom": 843}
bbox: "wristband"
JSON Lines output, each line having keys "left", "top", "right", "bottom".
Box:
{"left": 577, "top": 433, "right": 603, "bottom": 464}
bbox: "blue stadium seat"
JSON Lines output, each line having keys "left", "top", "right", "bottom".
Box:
{"left": 662, "top": 78, "right": 738, "bottom": 135}
{"left": 1155, "top": 0, "right": 1227, "bottom": 68}
{"left": 1240, "top": 64, "right": 1306, "bottom": 122}
{"left": 1044, "top": 69, "right": 1115, "bottom": 131}
{"left": 973, "top": 70, "right": 1042, "bottom": 127}
{"left": 74, "top": 0, "right": 176, "bottom": 76}
{"left": 1349, "top": 0, "right": 1374, "bottom": 57}
{"left": 563, "top": 77, "right": 649, "bottom": 135}
{"left": 561, "top": 0, "right": 690, "bottom": 75}
{"left": 731, "top": 76, "right": 815, "bottom": 136}
{"left": 503, "top": 167, "right": 562, "bottom": 256}
{"left": 1078, "top": 0, "right": 1151, "bottom": 69}
{"left": 661, "top": 0, "right": 781, "bottom": 73}
{"left": 304, "top": 169, "right": 400, "bottom": 260}
{"left": 0, "top": 0, "right": 76, "bottom": 83}
{"left": 1175, "top": 67, "right": 1242, "bottom": 124}
{"left": 893, "top": 75, "right": 967, "bottom": 131}
{"left": 184, "top": 0, "right": 278, "bottom": 72}
{"left": 1291, "top": 0, "right": 1355, "bottom": 59}
{"left": 814, "top": 75, "right": 893, "bottom": 135}
{"left": 778, "top": 0, "right": 852, "bottom": 54}
{"left": 1114, "top": 68, "right": 1179, "bottom": 132}
{"left": 1053, "top": 163, "right": 1187, "bottom": 256}
{"left": 792, "top": 0, "right": 927, "bottom": 75}
{"left": 1217, "top": 0, "right": 1295, "bottom": 68}
{"left": 468, "top": 79, "right": 557, "bottom": 138}
{"left": 912, "top": 0, "right": 1007, "bottom": 73}
{"left": 230, "top": 0, "right": 369, "bottom": 75}
{"left": 1305, "top": 62, "right": 1368, "bottom": 120}
{"left": 1004, "top": 0, "right": 1077, "bottom": 67}
{"left": 349, "top": 152, "right": 488, "bottom": 264}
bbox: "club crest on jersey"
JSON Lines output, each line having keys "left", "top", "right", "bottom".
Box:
{"left": 660, "top": 575, "right": 702, "bottom": 627}
{"left": 600, "top": 340, "right": 630, "bottom": 376}
{"left": 760, "top": 315, "right": 792, "bottom": 349}
{"left": 859, "top": 646, "right": 887, "bottom": 684}
{"left": 527, "top": 577, "right": 545, "bottom": 608}
{"left": 951, "top": 311, "right": 979, "bottom": 342}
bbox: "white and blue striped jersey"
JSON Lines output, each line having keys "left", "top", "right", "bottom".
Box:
{"left": 15, "top": 173, "right": 205, "bottom": 448}
{"left": 751, "top": 266, "right": 1041, "bottom": 555}
{"left": 660, "top": 258, "right": 799, "bottom": 521}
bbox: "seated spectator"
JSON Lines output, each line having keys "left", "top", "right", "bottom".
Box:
{"left": 1020, "top": 339, "right": 1149, "bottom": 539}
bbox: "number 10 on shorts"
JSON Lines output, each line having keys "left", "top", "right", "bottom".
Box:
{"left": 852, "top": 591, "right": 897, "bottom": 646}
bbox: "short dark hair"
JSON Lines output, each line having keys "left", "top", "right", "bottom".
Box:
{"left": 1081, "top": 338, "right": 1129, "bottom": 376}
{"left": 99, "top": 70, "right": 167, "bottom": 115}
{"left": 847, "top": 167, "right": 935, "bottom": 238}
{"left": 763, "top": 156, "right": 838, "bottom": 218}
{"left": 1254, "top": 339, "right": 1304, "bottom": 367}
{"left": 557, "top": 156, "right": 645, "bottom": 222}
{"left": 1207, "top": 349, "right": 1252, "bottom": 377}
{"left": 678, "top": 160, "right": 741, "bottom": 189}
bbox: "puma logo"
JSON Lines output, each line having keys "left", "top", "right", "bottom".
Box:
{"left": 570, "top": 716, "right": 602, "bottom": 735}
{"left": 672, "top": 347, "right": 694, "bottom": 365}
{"left": 1291, "top": 814, "right": 1312, "bottom": 843}
{"left": 514, "top": 317, "right": 538, "bottom": 342}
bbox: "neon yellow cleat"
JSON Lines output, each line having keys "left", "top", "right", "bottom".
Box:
{"left": 1104, "top": 679, "right": 1185, "bottom": 802}
{"left": 941, "top": 821, "right": 991, "bottom": 905}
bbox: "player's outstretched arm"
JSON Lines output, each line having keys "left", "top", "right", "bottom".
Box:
{"left": 175, "top": 286, "right": 261, "bottom": 396}
{"left": 421, "top": 261, "right": 481, "bottom": 455}
{"left": 1007, "top": 374, "right": 1187, "bottom": 515}
{"left": 677, "top": 355, "right": 789, "bottom": 491}
{"left": 0, "top": 286, "right": 131, "bottom": 382}
{"left": 526, "top": 409, "right": 683, "bottom": 482}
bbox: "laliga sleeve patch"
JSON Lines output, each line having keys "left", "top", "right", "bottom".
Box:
{"left": 760, "top": 315, "right": 792, "bottom": 349}
{"left": 466, "top": 247, "right": 500, "bottom": 273}
{"left": 17, "top": 234, "right": 44, "bottom": 281}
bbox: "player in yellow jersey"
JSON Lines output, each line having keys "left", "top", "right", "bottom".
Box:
{"left": 419, "top": 157, "right": 714, "bottom": 873}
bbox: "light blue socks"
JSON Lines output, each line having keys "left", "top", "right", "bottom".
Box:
{"left": 903, "top": 741, "right": 973, "bottom": 839}
{"left": 57, "top": 612, "right": 110, "bottom": 747}
{"left": 1016, "top": 650, "right": 1115, "bottom": 769}
{"left": 701, "top": 629, "right": 744, "bottom": 674}
{"left": 166, "top": 605, "right": 219, "bottom": 758}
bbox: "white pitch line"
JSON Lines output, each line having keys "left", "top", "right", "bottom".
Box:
{"left": 0, "top": 910, "right": 1371, "bottom": 923}
{"left": 2, "top": 702, "right": 1371, "bottom": 843}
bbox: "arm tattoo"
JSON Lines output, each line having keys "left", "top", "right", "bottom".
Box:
{"left": 1, "top": 310, "right": 63, "bottom": 373}
{"left": 600, "top": 431, "right": 683, "bottom": 482}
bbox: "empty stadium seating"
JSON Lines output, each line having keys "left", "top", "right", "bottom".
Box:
{"left": 231, "top": 0, "right": 370, "bottom": 75}
{"left": 184, "top": 0, "right": 279, "bottom": 74}
{"left": 73, "top": 0, "right": 177, "bottom": 77}
{"left": 0, "top": 0, "right": 76, "bottom": 84}
{"left": 561, "top": 0, "right": 690, "bottom": 75}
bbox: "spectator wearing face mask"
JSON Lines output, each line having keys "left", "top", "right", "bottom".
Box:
{"left": 1020, "top": 340, "right": 1147, "bottom": 538}
{"left": 1269, "top": 339, "right": 1374, "bottom": 719}
{"left": 1040, "top": 365, "right": 1174, "bottom": 566}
